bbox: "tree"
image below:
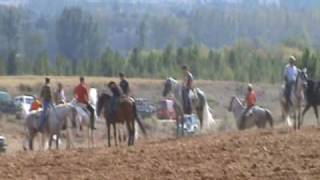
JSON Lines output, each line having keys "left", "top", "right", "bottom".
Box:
{"left": 56, "top": 7, "right": 101, "bottom": 73}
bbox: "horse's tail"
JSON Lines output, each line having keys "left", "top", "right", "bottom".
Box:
{"left": 133, "top": 102, "right": 147, "bottom": 137}
{"left": 265, "top": 109, "right": 274, "bottom": 128}
{"left": 197, "top": 89, "right": 215, "bottom": 130}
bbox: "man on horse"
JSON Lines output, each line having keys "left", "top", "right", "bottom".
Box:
{"left": 119, "top": 72, "right": 130, "bottom": 96}
{"left": 38, "top": 77, "right": 54, "bottom": 131}
{"left": 239, "top": 84, "right": 257, "bottom": 129}
{"left": 74, "top": 77, "right": 96, "bottom": 129}
{"left": 107, "top": 81, "right": 123, "bottom": 121}
{"left": 181, "top": 65, "right": 193, "bottom": 115}
{"left": 284, "top": 56, "right": 298, "bottom": 105}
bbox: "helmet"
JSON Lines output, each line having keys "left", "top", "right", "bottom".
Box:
{"left": 248, "top": 83, "right": 253, "bottom": 90}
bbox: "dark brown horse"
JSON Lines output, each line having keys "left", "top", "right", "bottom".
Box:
{"left": 97, "top": 93, "right": 146, "bottom": 146}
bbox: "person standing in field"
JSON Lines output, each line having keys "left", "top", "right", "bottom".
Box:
{"left": 74, "top": 77, "right": 96, "bottom": 129}
{"left": 119, "top": 72, "right": 130, "bottom": 96}
{"left": 181, "top": 65, "right": 194, "bottom": 115}
{"left": 54, "top": 83, "right": 66, "bottom": 105}
{"left": 38, "top": 77, "right": 54, "bottom": 131}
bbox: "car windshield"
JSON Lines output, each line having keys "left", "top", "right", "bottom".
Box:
{"left": 0, "top": 92, "right": 12, "bottom": 103}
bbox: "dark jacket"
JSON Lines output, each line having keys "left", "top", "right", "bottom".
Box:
{"left": 40, "top": 84, "right": 52, "bottom": 102}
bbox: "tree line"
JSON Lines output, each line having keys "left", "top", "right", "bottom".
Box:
{"left": 0, "top": 3, "right": 319, "bottom": 82}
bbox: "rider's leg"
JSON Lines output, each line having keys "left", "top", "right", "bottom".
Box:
{"left": 186, "top": 88, "right": 192, "bottom": 114}
{"left": 182, "top": 88, "right": 191, "bottom": 114}
{"left": 39, "top": 101, "right": 50, "bottom": 131}
{"left": 87, "top": 104, "right": 95, "bottom": 129}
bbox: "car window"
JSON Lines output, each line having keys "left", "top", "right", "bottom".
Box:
{"left": 26, "top": 98, "right": 34, "bottom": 104}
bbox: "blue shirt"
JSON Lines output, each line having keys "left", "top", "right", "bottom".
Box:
{"left": 284, "top": 64, "right": 298, "bottom": 82}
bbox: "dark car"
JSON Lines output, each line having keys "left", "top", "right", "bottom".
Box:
{"left": 0, "top": 136, "right": 6, "bottom": 153}
{"left": 0, "top": 91, "right": 17, "bottom": 114}
{"left": 135, "top": 98, "right": 156, "bottom": 119}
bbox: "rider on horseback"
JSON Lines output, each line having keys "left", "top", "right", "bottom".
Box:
{"left": 284, "top": 56, "right": 298, "bottom": 105}
{"left": 181, "top": 65, "right": 193, "bottom": 115}
{"left": 74, "top": 77, "right": 96, "bottom": 129}
{"left": 239, "top": 84, "right": 256, "bottom": 130}
{"left": 107, "top": 81, "right": 122, "bottom": 121}
{"left": 38, "top": 77, "right": 54, "bottom": 131}
{"left": 119, "top": 72, "right": 130, "bottom": 96}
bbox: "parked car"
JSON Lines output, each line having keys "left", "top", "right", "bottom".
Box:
{"left": 135, "top": 98, "right": 156, "bottom": 119}
{"left": 157, "top": 99, "right": 177, "bottom": 120}
{"left": 14, "top": 95, "right": 35, "bottom": 119}
{"left": 0, "top": 136, "right": 6, "bottom": 153}
{"left": 0, "top": 91, "right": 17, "bottom": 114}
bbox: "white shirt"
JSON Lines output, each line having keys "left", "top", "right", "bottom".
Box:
{"left": 284, "top": 64, "right": 298, "bottom": 82}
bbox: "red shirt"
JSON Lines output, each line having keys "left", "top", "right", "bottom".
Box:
{"left": 30, "top": 100, "right": 42, "bottom": 111}
{"left": 246, "top": 91, "right": 256, "bottom": 108}
{"left": 74, "top": 84, "right": 89, "bottom": 104}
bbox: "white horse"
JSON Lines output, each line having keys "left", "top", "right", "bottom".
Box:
{"left": 69, "top": 100, "right": 94, "bottom": 148}
{"left": 162, "top": 77, "right": 215, "bottom": 135}
{"left": 23, "top": 104, "right": 75, "bottom": 151}
{"left": 228, "top": 96, "right": 273, "bottom": 130}
{"left": 280, "top": 69, "right": 308, "bottom": 129}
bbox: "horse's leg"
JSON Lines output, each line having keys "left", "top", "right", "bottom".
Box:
{"left": 49, "top": 135, "right": 53, "bottom": 150}
{"left": 56, "top": 134, "right": 60, "bottom": 150}
{"left": 302, "top": 104, "right": 311, "bottom": 126}
{"left": 196, "top": 108, "right": 203, "bottom": 130}
{"left": 113, "top": 122, "right": 118, "bottom": 146}
{"left": 313, "top": 105, "right": 320, "bottom": 126}
{"left": 176, "top": 119, "right": 179, "bottom": 137}
{"left": 107, "top": 121, "right": 111, "bottom": 147}
{"left": 28, "top": 132, "right": 36, "bottom": 151}
{"left": 131, "top": 116, "right": 136, "bottom": 145}
{"left": 298, "top": 106, "right": 302, "bottom": 129}
{"left": 126, "top": 119, "right": 134, "bottom": 146}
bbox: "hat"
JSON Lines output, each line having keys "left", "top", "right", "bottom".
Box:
{"left": 248, "top": 83, "right": 253, "bottom": 89}
{"left": 289, "top": 56, "right": 296, "bottom": 62}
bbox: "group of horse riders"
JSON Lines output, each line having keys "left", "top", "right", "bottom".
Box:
{"left": 34, "top": 54, "right": 300, "bottom": 132}
{"left": 181, "top": 55, "right": 300, "bottom": 129}
{"left": 35, "top": 73, "right": 131, "bottom": 132}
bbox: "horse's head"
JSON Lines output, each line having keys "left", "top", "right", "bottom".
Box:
{"left": 97, "top": 93, "right": 111, "bottom": 116}
{"left": 297, "top": 68, "right": 309, "bottom": 89}
{"left": 228, "top": 96, "right": 236, "bottom": 112}
{"left": 162, "top": 78, "right": 173, "bottom": 97}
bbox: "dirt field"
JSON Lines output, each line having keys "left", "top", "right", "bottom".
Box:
{"left": 0, "top": 76, "right": 320, "bottom": 179}
{"left": 1, "top": 127, "right": 320, "bottom": 180}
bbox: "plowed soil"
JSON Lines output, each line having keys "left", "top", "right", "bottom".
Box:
{"left": 1, "top": 127, "right": 320, "bottom": 180}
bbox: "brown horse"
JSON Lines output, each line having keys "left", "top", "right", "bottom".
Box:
{"left": 97, "top": 93, "right": 146, "bottom": 147}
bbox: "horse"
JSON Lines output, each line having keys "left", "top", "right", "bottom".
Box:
{"left": 23, "top": 104, "right": 76, "bottom": 151}
{"left": 228, "top": 96, "right": 273, "bottom": 130}
{"left": 280, "top": 69, "right": 308, "bottom": 129}
{"left": 97, "top": 93, "right": 146, "bottom": 147}
{"left": 69, "top": 100, "right": 95, "bottom": 148}
{"left": 301, "top": 79, "right": 320, "bottom": 126}
{"left": 162, "top": 77, "right": 215, "bottom": 136}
